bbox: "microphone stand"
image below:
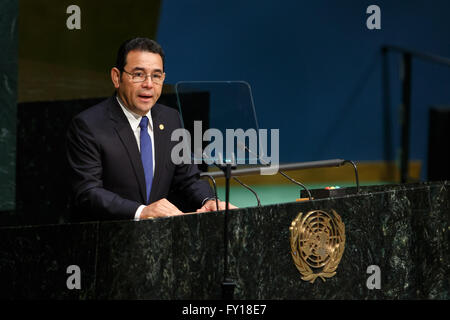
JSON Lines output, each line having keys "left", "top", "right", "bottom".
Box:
{"left": 216, "top": 159, "right": 237, "bottom": 300}
{"left": 203, "top": 159, "right": 360, "bottom": 195}
{"left": 202, "top": 152, "right": 260, "bottom": 298}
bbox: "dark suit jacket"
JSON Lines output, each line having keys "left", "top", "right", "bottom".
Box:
{"left": 66, "top": 96, "right": 213, "bottom": 221}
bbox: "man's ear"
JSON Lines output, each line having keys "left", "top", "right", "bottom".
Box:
{"left": 111, "top": 67, "right": 121, "bottom": 89}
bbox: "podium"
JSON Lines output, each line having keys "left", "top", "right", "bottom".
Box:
{"left": 0, "top": 181, "right": 448, "bottom": 299}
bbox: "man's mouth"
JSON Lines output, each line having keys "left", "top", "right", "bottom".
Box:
{"left": 138, "top": 94, "right": 153, "bottom": 102}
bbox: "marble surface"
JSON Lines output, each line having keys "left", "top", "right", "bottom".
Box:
{"left": 14, "top": 98, "right": 104, "bottom": 225}
{"left": 0, "top": 222, "right": 97, "bottom": 299}
{"left": 0, "top": 0, "right": 18, "bottom": 211}
{"left": 0, "top": 182, "right": 448, "bottom": 299}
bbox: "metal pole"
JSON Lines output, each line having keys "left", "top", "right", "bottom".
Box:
{"left": 400, "top": 53, "right": 412, "bottom": 183}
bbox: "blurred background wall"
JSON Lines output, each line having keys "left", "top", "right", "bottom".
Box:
{"left": 155, "top": 0, "right": 450, "bottom": 180}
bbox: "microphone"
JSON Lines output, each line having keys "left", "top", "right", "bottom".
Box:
{"left": 237, "top": 142, "right": 312, "bottom": 201}
{"left": 202, "top": 152, "right": 262, "bottom": 207}
{"left": 199, "top": 174, "right": 219, "bottom": 211}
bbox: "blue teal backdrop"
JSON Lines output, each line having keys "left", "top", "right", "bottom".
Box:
{"left": 156, "top": 0, "right": 450, "bottom": 180}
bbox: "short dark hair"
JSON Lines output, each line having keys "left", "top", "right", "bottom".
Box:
{"left": 115, "top": 37, "right": 165, "bottom": 72}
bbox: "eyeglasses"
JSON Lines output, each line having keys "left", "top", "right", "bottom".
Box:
{"left": 122, "top": 69, "right": 165, "bottom": 84}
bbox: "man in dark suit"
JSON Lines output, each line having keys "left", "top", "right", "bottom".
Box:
{"left": 66, "top": 37, "right": 232, "bottom": 221}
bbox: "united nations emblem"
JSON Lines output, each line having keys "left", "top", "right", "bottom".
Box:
{"left": 290, "top": 210, "right": 345, "bottom": 283}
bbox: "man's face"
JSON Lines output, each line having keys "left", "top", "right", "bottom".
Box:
{"left": 111, "top": 50, "right": 165, "bottom": 116}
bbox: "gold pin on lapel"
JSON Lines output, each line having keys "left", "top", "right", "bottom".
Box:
{"left": 159, "top": 124, "right": 164, "bottom": 130}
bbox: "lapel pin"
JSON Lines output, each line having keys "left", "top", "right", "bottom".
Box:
{"left": 159, "top": 124, "right": 164, "bottom": 130}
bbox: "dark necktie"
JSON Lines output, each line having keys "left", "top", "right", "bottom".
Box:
{"left": 139, "top": 116, "right": 153, "bottom": 203}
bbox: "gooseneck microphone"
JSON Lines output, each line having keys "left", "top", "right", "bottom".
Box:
{"left": 202, "top": 152, "right": 262, "bottom": 207}
{"left": 198, "top": 174, "right": 219, "bottom": 210}
{"left": 237, "top": 142, "right": 312, "bottom": 201}
{"left": 343, "top": 160, "right": 360, "bottom": 193}
{"left": 230, "top": 176, "right": 261, "bottom": 207}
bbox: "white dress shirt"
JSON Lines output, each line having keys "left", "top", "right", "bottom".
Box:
{"left": 116, "top": 96, "right": 154, "bottom": 220}
{"left": 116, "top": 96, "right": 215, "bottom": 220}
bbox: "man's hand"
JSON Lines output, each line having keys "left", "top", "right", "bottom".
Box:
{"left": 196, "top": 199, "right": 238, "bottom": 213}
{"left": 140, "top": 198, "right": 184, "bottom": 219}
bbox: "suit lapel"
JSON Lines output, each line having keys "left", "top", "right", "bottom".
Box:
{"left": 108, "top": 97, "right": 147, "bottom": 204}
{"left": 149, "top": 105, "right": 169, "bottom": 203}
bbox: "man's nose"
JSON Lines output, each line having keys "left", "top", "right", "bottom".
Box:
{"left": 142, "top": 75, "right": 154, "bottom": 88}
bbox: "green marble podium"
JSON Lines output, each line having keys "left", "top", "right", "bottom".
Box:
{"left": 0, "top": 181, "right": 448, "bottom": 299}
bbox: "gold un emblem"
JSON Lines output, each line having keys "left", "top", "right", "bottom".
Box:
{"left": 290, "top": 210, "right": 345, "bottom": 283}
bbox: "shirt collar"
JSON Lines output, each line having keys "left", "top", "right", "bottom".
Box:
{"left": 116, "top": 95, "right": 153, "bottom": 130}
